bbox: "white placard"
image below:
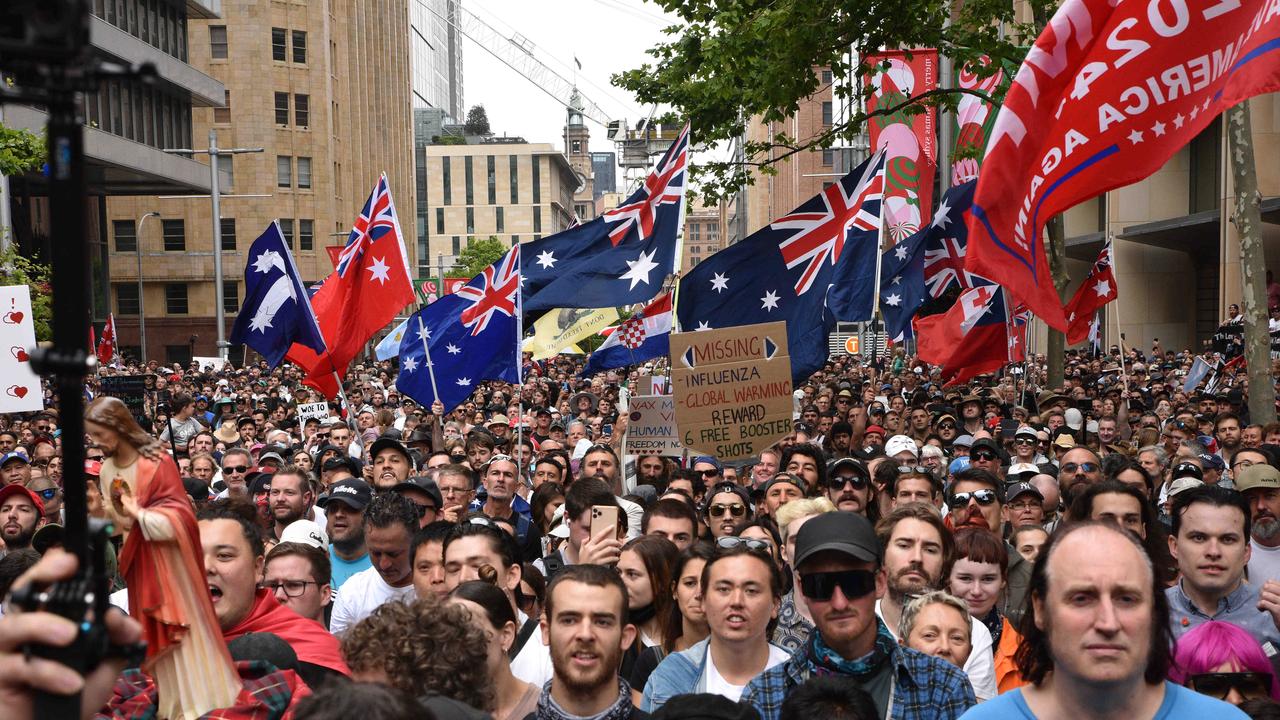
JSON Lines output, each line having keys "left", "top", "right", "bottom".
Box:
{"left": 192, "top": 356, "right": 228, "bottom": 371}
{"left": 296, "top": 401, "right": 330, "bottom": 422}
{"left": 0, "top": 286, "right": 44, "bottom": 413}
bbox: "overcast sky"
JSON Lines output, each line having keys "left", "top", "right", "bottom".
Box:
{"left": 459, "top": 0, "right": 678, "bottom": 192}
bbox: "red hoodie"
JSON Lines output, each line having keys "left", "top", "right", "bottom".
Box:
{"left": 223, "top": 589, "right": 351, "bottom": 676}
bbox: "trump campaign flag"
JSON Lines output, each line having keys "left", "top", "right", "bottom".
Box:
{"left": 522, "top": 124, "right": 688, "bottom": 314}
{"left": 966, "top": 0, "right": 1280, "bottom": 329}
{"left": 581, "top": 292, "right": 672, "bottom": 377}
{"left": 231, "top": 222, "right": 328, "bottom": 369}
{"left": 678, "top": 152, "right": 885, "bottom": 384}
{"left": 287, "top": 174, "right": 416, "bottom": 397}
{"left": 396, "top": 246, "right": 520, "bottom": 413}
{"left": 1064, "top": 240, "right": 1119, "bottom": 345}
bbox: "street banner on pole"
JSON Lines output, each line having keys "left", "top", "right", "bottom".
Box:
{"left": 670, "top": 321, "right": 792, "bottom": 461}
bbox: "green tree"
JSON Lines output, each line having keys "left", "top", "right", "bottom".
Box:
{"left": 613, "top": 0, "right": 1050, "bottom": 202}
{"left": 452, "top": 236, "right": 508, "bottom": 277}
{"left": 0, "top": 124, "right": 45, "bottom": 176}
{"left": 0, "top": 244, "right": 53, "bottom": 341}
{"left": 464, "top": 105, "right": 491, "bottom": 136}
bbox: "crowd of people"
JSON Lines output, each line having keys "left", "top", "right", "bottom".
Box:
{"left": 0, "top": 338, "right": 1279, "bottom": 720}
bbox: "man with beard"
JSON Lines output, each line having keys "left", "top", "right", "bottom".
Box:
{"left": 1238, "top": 465, "right": 1280, "bottom": 608}
{"left": 329, "top": 492, "right": 417, "bottom": 635}
{"left": 368, "top": 438, "right": 414, "bottom": 491}
{"left": 0, "top": 485, "right": 43, "bottom": 554}
{"left": 1057, "top": 447, "right": 1103, "bottom": 505}
{"left": 318, "top": 478, "right": 373, "bottom": 590}
{"left": 635, "top": 455, "right": 667, "bottom": 489}
{"left": 1215, "top": 412, "right": 1244, "bottom": 460}
{"left": 872, "top": 504, "right": 997, "bottom": 701}
{"left": 535, "top": 564, "right": 646, "bottom": 720}
{"left": 823, "top": 458, "right": 874, "bottom": 514}
{"left": 481, "top": 455, "right": 541, "bottom": 561}
{"left": 782, "top": 444, "right": 826, "bottom": 495}
{"left": 268, "top": 467, "right": 314, "bottom": 540}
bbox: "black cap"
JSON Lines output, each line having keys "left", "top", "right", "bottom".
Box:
{"left": 248, "top": 471, "right": 273, "bottom": 495}
{"left": 1171, "top": 461, "right": 1204, "bottom": 481}
{"left": 369, "top": 437, "right": 414, "bottom": 468}
{"left": 827, "top": 456, "right": 869, "bottom": 478}
{"left": 970, "top": 438, "right": 1001, "bottom": 455}
{"left": 318, "top": 478, "right": 373, "bottom": 510}
{"left": 392, "top": 476, "right": 444, "bottom": 510}
{"left": 1004, "top": 481, "right": 1044, "bottom": 504}
{"left": 794, "top": 511, "right": 880, "bottom": 568}
{"left": 703, "top": 482, "right": 752, "bottom": 512}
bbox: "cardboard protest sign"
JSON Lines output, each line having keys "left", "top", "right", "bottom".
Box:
{"left": 670, "top": 321, "right": 792, "bottom": 461}
{"left": 101, "top": 375, "right": 148, "bottom": 421}
{"left": 0, "top": 286, "right": 43, "bottom": 413}
{"left": 296, "top": 401, "right": 330, "bottom": 422}
{"left": 625, "top": 395, "right": 686, "bottom": 457}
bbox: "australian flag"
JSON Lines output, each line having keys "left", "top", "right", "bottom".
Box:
{"left": 521, "top": 124, "right": 689, "bottom": 314}
{"left": 677, "top": 152, "right": 885, "bottom": 383}
{"left": 230, "top": 222, "right": 327, "bottom": 369}
{"left": 396, "top": 246, "right": 520, "bottom": 413}
{"left": 879, "top": 181, "right": 976, "bottom": 342}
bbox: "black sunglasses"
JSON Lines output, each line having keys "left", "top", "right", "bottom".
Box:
{"left": 825, "top": 474, "right": 868, "bottom": 491}
{"left": 222, "top": 465, "right": 249, "bottom": 474}
{"left": 698, "top": 468, "right": 722, "bottom": 477}
{"left": 937, "top": 422, "right": 956, "bottom": 430}
{"left": 1190, "top": 672, "right": 1272, "bottom": 700}
{"left": 708, "top": 503, "right": 747, "bottom": 518}
{"left": 971, "top": 451, "right": 998, "bottom": 461}
{"left": 716, "top": 536, "right": 770, "bottom": 552}
{"left": 949, "top": 489, "right": 998, "bottom": 509}
{"left": 410, "top": 502, "right": 437, "bottom": 518}
{"left": 800, "top": 569, "right": 877, "bottom": 601}
{"left": 1061, "top": 462, "right": 1099, "bottom": 474}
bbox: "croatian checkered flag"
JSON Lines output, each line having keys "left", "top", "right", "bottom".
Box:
{"left": 581, "top": 292, "right": 672, "bottom": 376}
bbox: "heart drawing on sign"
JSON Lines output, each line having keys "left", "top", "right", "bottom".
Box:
{"left": 6, "top": 385, "right": 28, "bottom": 399}
{"left": 2, "top": 311, "right": 24, "bottom": 325}
{"left": 10, "top": 346, "right": 28, "bottom": 362}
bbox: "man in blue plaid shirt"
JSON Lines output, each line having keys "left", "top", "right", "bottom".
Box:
{"left": 742, "top": 511, "right": 975, "bottom": 720}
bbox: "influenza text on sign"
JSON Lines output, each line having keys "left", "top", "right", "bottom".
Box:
{"left": 669, "top": 321, "right": 793, "bottom": 462}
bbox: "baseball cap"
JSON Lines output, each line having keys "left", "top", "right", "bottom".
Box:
{"left": 952, "top": 434, "right": 974, "bottom": 449}
{"left": 863, "top": 424, "right": 886, "bottom": 437}
{"left": 793, "top": 511, "right": 880, "bottom": 568}
{"left": 1005, "top": 481, "right": 1044, "bottom": 504}
{"left": 279, "top": 519, "right": 329, "bottom": 550}
{"left": 392, "top": 476, "right": 444, "bottom": 510}
{"left": 885, "top": 435, "right": 919, "bottom": 459}
{"left": 1235, "top": 464, "right": 1280, "bottom": 493}
{"left": 258, "top": 451, "right": 286, "bottom": 467}
{"left": 948, "top": 457, "right": 971, "bottom": 474}
{"left": 0, "top": 451, "right": 30, "bottom": 467}
{"left": 692, "top": 455, "right": 724, "bottom": 472}
{"left": 1014, "top": 426, "right": 1038, "bottom": 440}
{"left": 762, "top": 473, "right": 806, "bottom": 496}
{"left": 1064, "top": 408, "right": 1084, "bottom": 431}
{"left": 0, "top": 484, "right": 44, "bottom": 516}
{"left": 1007, "top": 463, "right": 1040, "bottom": 482}
{"left": 970, "top": 438, "right": 1000, "bottom": 456}
{"left": 703, "top": 481, "right": 751, "bottom": 510}
{"left": 1171, "top": 461, "right": 1204, "bottom": 482}
{"left": 1197, "top": 452, "right": 1226, "bottom": 471}
{"left": 317, "top": 478, "right": 373, "bottom": 510}
{"left": 247, "top": 471, "right": 273, "bottom": 496}
{"left": 828, "top": 457, "right": 869, "bottom": 478}
{"left": 1168, "top": 477, "right": 1204, "bottom": 497}
{"left": 369, "top": 437, "right": 413, "bottom": 467}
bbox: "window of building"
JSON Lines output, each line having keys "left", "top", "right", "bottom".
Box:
{"left": 223, "top": 280, "right": 239, "bottom": 314}
{"left": 575, "top": 203, "right": 589, "bottom": 219}
{"left": 213, "top": 89, "right": 230, "bottom": 124}
{"left": 277, "top": 156, "right": 292, "bottom": 188}
{"left": 291, "top": 30, "right": 307, "bottom": 63}
{"left": 217, "top": 154, "right": 233, "bottom": 189}
{"left": 451, "top": 236, "right": 460, "bottom": 255}
{"left": 164, "top": 345, "right": 191, "bottom": 365}
{"left": 274, "top": 92, "right": 289, "bottom": 125}
{"left": 509, "top": 155, "right": 519, "bottom": 203}
{"left": 511, "top": 235, "right": 519, "bottom": 245}
{"left": 436, "top": 208, "right": 444, "bottom": 234}
{"left": 532, "top": 158, "right": 541, "bottom": 203}
{"left": 297, "top": 157, "right": 312, "bottom": 189}
{"left": 279, "top": 219, "right": 294, "bottom": 248}
{"left": 220, "top": 218, "right": 236, "bottom": 251}
{"left": 113, "top": 220, "right": 136, "bottom": 253}
{"left": 822, "top": 69, "right": 832, "bottom": 84}
{"left": 533, "top": 206, "right": 541, "bottom": 233}
{"left": 161, "top": 219, "right": 185, "bottom": 251}
{"left": 442, "top": 157, "right": 452, "bottom": 205}
{"left": 294, "top": 94, "right": 309, "bottom": 127}
{"left": 495, "top": 206, "right": 504, "bottom": 233}
{"left": 465, "top": 156, "right": 474, "bottom": 205}
{"left": 210, "top": 25, "right": 228, "bottom": 59}
{"left": 822, "top": 148, "right": 834, "bottom": 166}
{"left": 466, "top": 207, "right": 475, "bottom": 234}
{"left": 271, "top": 27, "right": 286, "bottom": 61}
{"left": 165, "top": 284, "right": 188, "bottom": 314}
{"left": 487, "top": 155, "right": 496, "bottom": 205}
{"left": 822, "top": 101, "right": 833, "bottom": 126}
{"left": 571, "top": 139, "right": 581, "bottom": 154}
{"left": 116, "top": 284, "right": 140, "bottom": 315}
{"left": 299, "top": 219, "right": 314, "bottom": 250}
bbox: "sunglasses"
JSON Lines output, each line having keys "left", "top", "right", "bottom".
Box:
{"left": 1190, "top": 672, "right": 1272, "bottom": 700}
{"left": 222, "top": 465, "right": 249, "bottom": 474}
{"left": 410, "top": 502, "right": 438, "bottom": 518}
{"left": 1013, "top": 437, "right": 1036, "bottom": 445}
{"left": 937, "top": 422, "right": 956, "bottom": 430}
{"left": 716, "top": 536, "right": 771, "bottom": 552}
{"left": 1060, "top": 462, "right": 1099, "bottom": 474}
{"left": 897, "top": 465, "right": 930, "bottom": 475}
{"left": 949, "top": 489, "right": 998, "bottom": 509}
{"left": 708, "top": 503, "right": 747, "bottom": 518}
{"left": 35, "top": 488, "right": 58, "bottom": 501}
{"left": 826, "top": 474, "right": 868, "bottom": 491}
{"left": 971, "top": 451, "right": 998, "bottom": 461}
{"left": 800, "top": 569, "right": 878, "bottom": 602}
{"left": 698, "top": 468, "right": 723, "bottom": 477}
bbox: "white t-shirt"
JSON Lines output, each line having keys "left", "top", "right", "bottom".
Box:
{"left": 703, "top": 644, "right": 791, "bottom": 702}
{"left": 1249, "top": 539, "right": 1280, "bottom": 585}
{"left": 328, "top": 566, "right": 414, "bottom": 635}
{"left": 510, "top": 609, "right": 554, "bottom": 687}
{"left": 876, "top": 599, "right": 998, "bottom": 701}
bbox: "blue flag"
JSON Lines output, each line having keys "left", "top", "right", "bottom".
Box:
{"left": 879, "top": 181, "right": 977, "bottom": 342}
{"left": 521, "top": 125, "right": 688, "bottom": 314}
{"left": 230, "top": 222, "right": 327, "bottom": 369}
{"left": 677, "top": 152, "right": 885, "bottom": 384}
{"left": 396, "top": 247, "right": 520, "bottom": 412}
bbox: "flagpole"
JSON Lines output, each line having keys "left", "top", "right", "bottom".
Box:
{"left": 515, "top": 247, "right": 526, "bottom": 483}
{"left": 417, "top": 314, "right": 441, "bottom": 403}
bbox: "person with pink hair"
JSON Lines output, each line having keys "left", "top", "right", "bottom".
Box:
{"left": 1170, "top": 620, "right": 1280, "bottom": 705}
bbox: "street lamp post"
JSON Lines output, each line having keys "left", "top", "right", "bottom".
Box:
{"left": 135, "top": 211, "right": 160, "bottom": 363}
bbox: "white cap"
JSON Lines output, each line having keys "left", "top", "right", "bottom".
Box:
{"left": 885, "top": 435, "right": 919, "bottom": 459}
{"left": 280, "top": 519, "right": 329, "bottom": 550}
{"left": 1008, "top": 462, "right": 1040, "bottom": 476}
{"left": 1064, "top": 408, "right": 1083, "bottom": 430}
{"left": 548, "top": 505, "right": 570, "bottom": 539}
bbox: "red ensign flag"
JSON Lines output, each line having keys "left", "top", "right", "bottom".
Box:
{"left": 966, "top": 0, "right": 1280, "bottom": 329}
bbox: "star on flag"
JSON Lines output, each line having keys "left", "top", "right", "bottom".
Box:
{"left": 761, "top": 290, "right": 780, "bottom": 311}
{"left": 619, "top": 249, "right": 660, "bottom": 290}
{"left": 710, "top": 273, "right": 729, "bottom": 293}
{"left": 367, "top": 256, "right": 392, "bottom": 284}
{"left": 401, "top": 356, "right": 418, "bottom": 372}
{"left": 535, "top": 250, "right": 557, "bottom": 270}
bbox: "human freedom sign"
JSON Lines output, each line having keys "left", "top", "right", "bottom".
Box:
{"left": 966, "top": 0, "right": 1280, "bottom": 329}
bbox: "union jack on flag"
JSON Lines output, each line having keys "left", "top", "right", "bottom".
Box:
{"left": 602, "top": 124, "right": 689, "bottom": 246}
{"left": 337, "top": 175, "right": 397, "bottom": 277}
{"left": 456, "top": 246, "right": 520, "bottom": 336}
{"left": 772, "top": 154, "right": 885, "bottom": 296}
{"left": 924, "top": 236, "right": 979, "bottom": 298}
